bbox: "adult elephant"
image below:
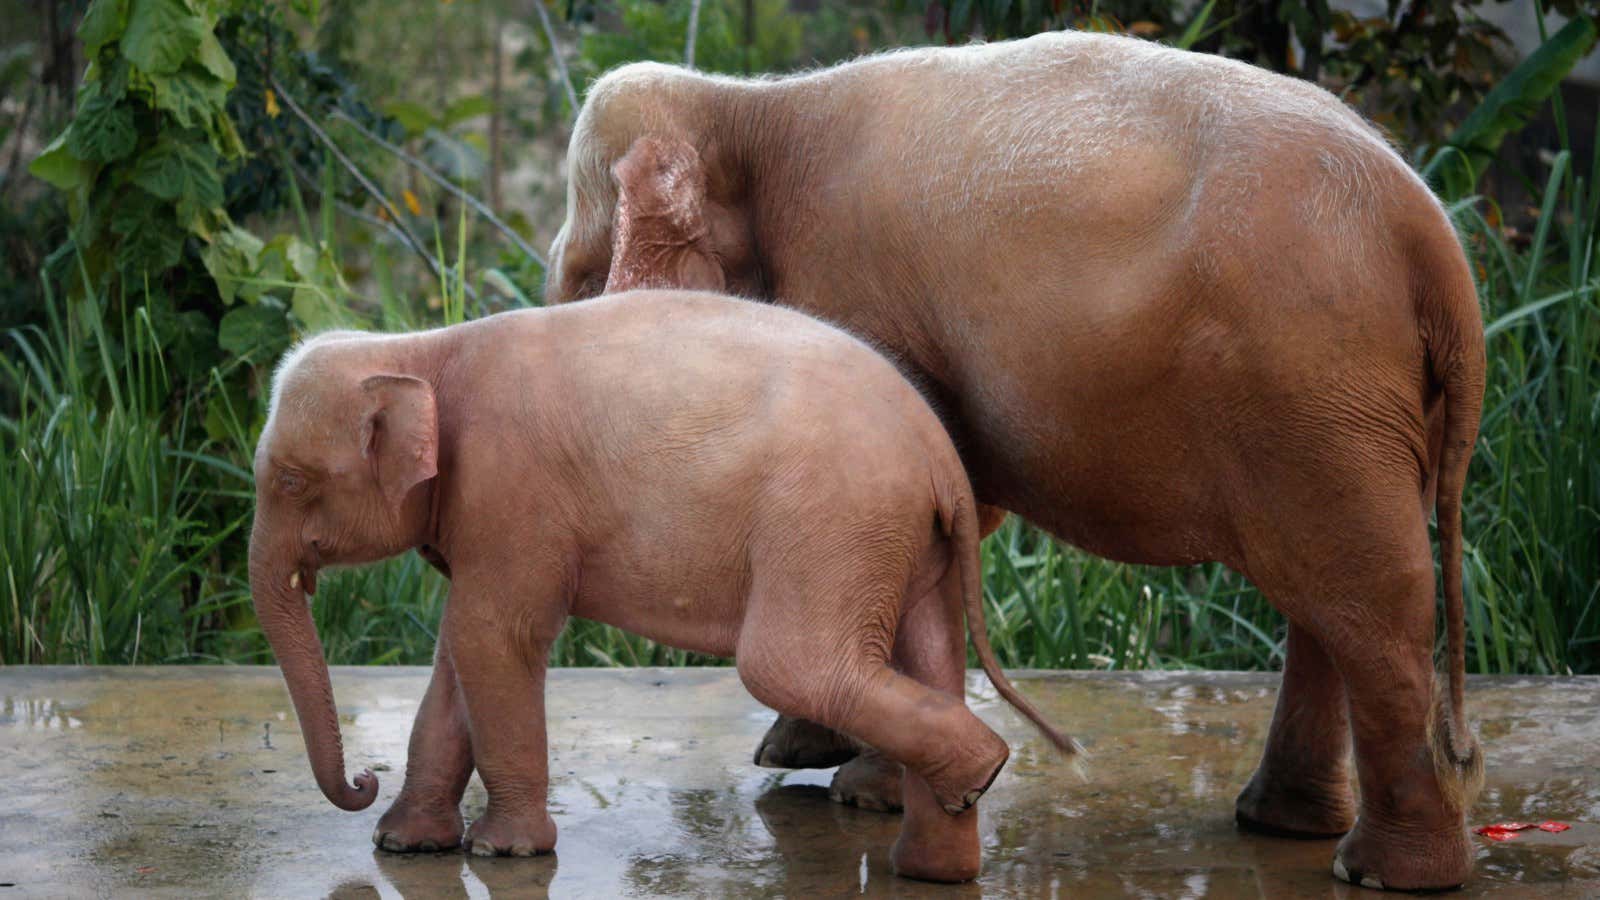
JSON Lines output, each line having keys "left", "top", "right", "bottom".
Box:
{"left": 544, "top": 31, "right": 1486, "bottom": 892}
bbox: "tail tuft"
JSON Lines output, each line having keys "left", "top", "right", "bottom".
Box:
{"left": 1428, "top": 681, "right": 1484, "bottom": 815}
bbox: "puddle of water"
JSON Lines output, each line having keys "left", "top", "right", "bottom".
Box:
{"left": 1, "top": 668, "right": 1597, "bottom": 898}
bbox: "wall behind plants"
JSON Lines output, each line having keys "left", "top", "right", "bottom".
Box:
{"left": 0, "top": 0, "right": 1595, "bottom": 673}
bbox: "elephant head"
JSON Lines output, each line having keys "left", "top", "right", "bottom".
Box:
{"left": 544, "top": 64, "right": 758, "bottom": 303}
{"left": 248, "top": 335, "right": 439, "bottom": 810}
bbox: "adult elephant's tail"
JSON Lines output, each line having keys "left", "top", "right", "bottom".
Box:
{"left": 1415, "top": 202, "right": 1487, "bottom": 811}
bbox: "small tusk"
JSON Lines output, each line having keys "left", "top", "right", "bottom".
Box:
{"left": 289, "top": 571, "right": 301, "bottom": 590}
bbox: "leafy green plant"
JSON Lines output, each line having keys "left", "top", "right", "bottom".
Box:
{"left": 30, "top": 0, "right": 251, "bottom": 296}
{"left": 0, "top": 281, "right": 246, "bottom": 664}
{"left": 1424, "top": 15, "right": 1598, "bottom": 200}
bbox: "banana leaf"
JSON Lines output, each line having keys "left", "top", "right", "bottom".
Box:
{"left": 1425, "top": 15, "right": 1598, "bottom": 199}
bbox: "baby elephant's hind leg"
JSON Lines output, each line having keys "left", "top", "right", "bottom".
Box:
{"left": 737, "top": 562, "right": 1005, "bottom": 883}
{"left": 749, "top": 505, "right": 1008, "bottom": 782}
{"left": 886, "top": 559, "right": 994, "bottom": 882}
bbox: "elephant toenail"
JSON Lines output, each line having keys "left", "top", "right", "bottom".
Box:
{"left": 963, "top": 789, "right": 983, "bottom": 806}
{"left": 469, "top": 840, "right": 497, "bottom": 857}
{"left": 1361, "top": 875, "right": 1385, "bottom": 890}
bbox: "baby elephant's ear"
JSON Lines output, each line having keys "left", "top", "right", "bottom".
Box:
{"left": 606, "top": 135, "right": 724, "bottom": 293}
{"left": 359, "top": 374, "right": 438, "bottom": 512}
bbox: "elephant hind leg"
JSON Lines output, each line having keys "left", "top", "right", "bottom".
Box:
{"left": 735, "top": 559, "right": 1003, "bottom": 882}
{"left": 1242, "top": 471, "right": 1473, "bottom": 891}
{"left": 746, "top": 505, "right": 1009, "bottom": 782}
{"left": 1234, "top": 622, "right": 1356, "bottom": 838}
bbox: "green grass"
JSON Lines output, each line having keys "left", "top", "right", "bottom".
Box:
{"left": 2, "top": 123, "right": 1596, "bottom": 676}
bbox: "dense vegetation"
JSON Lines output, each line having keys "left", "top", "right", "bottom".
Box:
{"left": 0, "top": 0, "right": 1595, "bottom": 674}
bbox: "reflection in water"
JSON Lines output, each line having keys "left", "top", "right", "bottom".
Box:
{"left": 3, "top": 696, "right": 84, "bottom": 730}
{"left": 751, "top": 784, "right": 983, "bottom": 899}
{"left": 371, "top": 849, "right": 559, "bottom": 899}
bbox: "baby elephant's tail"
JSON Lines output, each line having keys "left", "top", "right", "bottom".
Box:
{"left": 939, "top": 481, "right": 1083, "bottom": 759}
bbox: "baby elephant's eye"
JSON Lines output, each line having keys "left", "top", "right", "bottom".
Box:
{"left": 277, "top": 471, "right": 307, "bottom": 497}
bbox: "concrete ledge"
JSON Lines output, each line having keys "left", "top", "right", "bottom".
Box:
{"left": 2, "top": 668, "right": 1596, "bottom": 897}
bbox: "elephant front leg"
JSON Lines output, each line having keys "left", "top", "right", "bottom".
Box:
{"left": 374, "top": 631, "right": 475, "bottom": 852}
{"left": 446, "top": 578, "right": 564, "bottom": 857}
{"left": 1235, "top": 622, "right": 1356, "bottom": 838}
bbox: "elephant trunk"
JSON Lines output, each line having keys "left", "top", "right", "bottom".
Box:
{"left": 249, "top": 518, "right": 377, "bottom": 811}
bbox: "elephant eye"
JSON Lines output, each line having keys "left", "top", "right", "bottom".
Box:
{"left": 277, "top": 471, "right": 308, "bottom": 497}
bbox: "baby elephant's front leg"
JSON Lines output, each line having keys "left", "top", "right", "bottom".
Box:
{"left": 446, "top": 573, "right": 566, "bottom": 857}
{"left": 374, "top": 631, "right": 474, "bottom": 851}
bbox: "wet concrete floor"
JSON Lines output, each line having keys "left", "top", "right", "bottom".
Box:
{"left": 1, "top": 667, "right": 1597, "bottom": 898}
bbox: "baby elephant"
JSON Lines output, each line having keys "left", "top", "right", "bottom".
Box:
{"left": 248, "top": 291, "right": 1076, "bottom": 882}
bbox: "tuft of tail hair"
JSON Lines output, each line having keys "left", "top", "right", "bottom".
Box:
{"left": 1428, "top": 679, "right": 1484, "bottom": 815}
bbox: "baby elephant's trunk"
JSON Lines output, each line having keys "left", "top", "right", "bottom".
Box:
{"left": 945, "top": 491, "right": 1083, "bottom": 759}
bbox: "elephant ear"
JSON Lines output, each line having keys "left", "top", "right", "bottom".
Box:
{"left": 606, "top": 135, "right": 725, "bottom": 293}
{"left": 359, "top": 374, "right": 438, "bottom": 513}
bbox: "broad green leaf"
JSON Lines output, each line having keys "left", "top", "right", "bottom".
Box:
{"left": 1426, "top": 16, "right": 1598, "bottom": 198}
{"left": 442, "top": 94, "right": 493, "bottom": 127}
{"left": 194, "top": 30, "right": 236, "bottom": 85}
{"left": 79, "top": 0, "right": 130, "bottom": 56}
{"left": 256, "top": 234, "right": 295, "bottom": 284}
{"left": 208, "top": 110, "right": 246, "bottom": 159}
{"left": 218, "top": 300, "right": 290, "bottom": 358}
{"left": 65, "top": 94, "right": 137, "bottom": 163}
{"left": 149, "top": 65, "right": 227, "bottom": 129}
{"left": 285, "top": 235, "right": 319, "bottom": 280}
{"left": 200, "top": 225, "right": 264, "bottom": 304}
{"left": 122, "top": 0, "right": 205, "bottom": 75}
{"left": 110, "top": 193, "right": 184, "bottom": 275}
{"left": 29, "top": 132, "right": 94, "bottom": 190}
{"left": 131, "top": 136, "right": 222, "bottom": 208}
{"left": 291, "top": 284, "right": 336, "bottom": 330}
{"left": 383, "top": 100, "right": 437, "bottom": 136}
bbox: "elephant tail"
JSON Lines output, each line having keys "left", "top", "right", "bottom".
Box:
{"left": 1417, "top": 209, "right": 1486, "bottom": 810}
{"left": 938, "top": 478, "right": 1083, "bottom": 759}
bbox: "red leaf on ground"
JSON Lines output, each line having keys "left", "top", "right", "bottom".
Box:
{"left": 1475, "top": 827, "right": 1518, "bottom": 842}
{"left": 1539, "top": 821, "right": 1572, "bottom": 833}
{"left": 136, "top": 866, "right": 157, "bottom": 874}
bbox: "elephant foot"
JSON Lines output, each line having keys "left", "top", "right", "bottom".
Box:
{"left": 828, "top": 751, "right": 904, "bottom": 812}
{"left": 1235, "top": 771, "right": 1355, "bottom": 838}
{"left": 753, "top": 715, "right": 859, "bottom": 769}
{"left": 891, "top": 776, "right": 981, "bottom": 883}
{"left": 1332, "top": 819, "right": 1471, "bottom": 892}
{"left": 891, "top": 829, "right": 980, "bottom": 883}
{"left": 464, "top": 808, "right": 557, "bottom": 857}
{"left": 373, "top": 797, "right": 464, "bottom": 853}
